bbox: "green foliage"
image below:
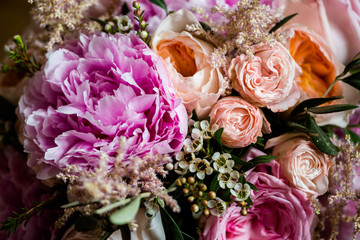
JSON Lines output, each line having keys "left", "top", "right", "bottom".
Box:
{"left": 160, "top": 207, "right": 184, "bottom": 240}
{"left": 109, "top": 197, "right": 141, "bottom": 225}
{"left": 345, "top": 128, "right": 360, "bottom": 144}
{"left": 149, "top": 0, "right": 168, "bottom": 14}
{"left": 2, "top": 35, "right": 41, "bottom": 77}
{"left": 269, "top": 13, "right": 298, "bottom": 33}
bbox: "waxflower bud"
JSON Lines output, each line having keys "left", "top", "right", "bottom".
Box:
{"left": 191, "top": 204, "right": 199, "bottom": 213}
{"left": 132, "top": 1, "right": 140, "bottom": 9}
{"left": 187, "top": 176, "right": 195, "bottom": 184}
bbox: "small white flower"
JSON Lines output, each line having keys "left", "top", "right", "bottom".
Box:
{"left": 183, "top": 137, "right": 203, "bottom": 153}
{"left": 174, "top": 162, "right": 187, "bottom": 175}
{"left": 117, "top": 15, "right": 132, "bottom": 31}
{"left": 212, "top": 152, "right": 234, "bottom": 173}
{"left": 189, "top": 158, "right": 213, "bottom": 180}
{"left": 208, "top": 197, "right": 226, "bottom": 217}
{"left": 230, "top": 183, "right": 251, "bottom": 201}
{"left": 218, "top": 169, "right": 240, "bottom": 189}
{"left": 175, "top": 151, "right": 196, "bottom": 170}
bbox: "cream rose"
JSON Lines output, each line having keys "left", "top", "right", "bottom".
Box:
{"left": 265, "top": 132, "right": 331, "bottom": 197}
{"left": 229, "top": 43, "right": 301, "bottom": 112}
{"left": 209, "top": 96, "right": 271, "bottom": 148}
{"left": 151, "top": 9, "right": 224, "bottom": 119}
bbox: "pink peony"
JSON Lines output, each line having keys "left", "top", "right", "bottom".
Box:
{"left": 18, "top": 33, "right": 188, "bottom": 179}
{"left": 201, "top": 160, "right": 314, "bottom": 240}
{"left": 229, "top": 43, "right": 301, "bottom": 112}
{"left": 209, "top": 96, "right": 271, "bottom": 148}
{"left": 0, "top": 146, "right": 61, "bottom": 240}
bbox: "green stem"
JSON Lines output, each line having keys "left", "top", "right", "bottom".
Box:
{"left": 321, "top": 77, "right": 341, "bottom": 98}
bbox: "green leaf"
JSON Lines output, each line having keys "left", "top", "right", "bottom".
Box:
{"left": 307, "top": 104, "right": 358, "bottom": 114}
{"left": 291, "top": 96, "right": 343, "bottom": 116}
{"left": 121, "top": 2, "right": 130, "bottom": 15}
{"left": 343, "top": 52, "right": 360, "bottom": 75}
{"left": 239, "top": 174, "right": 246, "bottom": 184}
{"left": 246, "top": 182, "right": 258, "bottom": 192}
{"left": 160, "top": 207, "right": 184, "bottom": 240}
{"left": 269, "top": 13, "right": 298, "bottom": 33}
{"left": 200, "top": 21, "right": 211, "bottom": 32}
{"left": 249, "top": 155, "right": 276, "bottom": 165}
{"left": 181, "top": 231, "right": 196, "bottom": 240}
{"left": 191, "top": 109, "right": 199, "bottom": 121}
{"left": 345, "top": 128, "right": 360, "bottom": 144}
{"left": 307, "top": 117, "right": 338, "bottom": 155}
{"left": 246, "top": 196, "right": 254, "bottom": 206}
{"left": 231, "top": 154, "right": 252, "bottom": 167}
{"left": 61, "top": 201, "right": 80, "bottom": 208}
{"left": 341, "top": 71, "right": 360, "bottom": 90}
{"left": 109, "top": 197, "right": 141, "bottom": 225}
{"left": 209, "top": 173, "right": 220, "bottom": 192}
{"left": 149, "top": 0, "right": 168, "bottom": 13}
{"left": 287, "top": 121, "right": 317, "bottom": 134}
{"left": 241, "top": 155, "right": 276, "bottom": 172}
{"left": 119, "top": 225, "right": 131, "bottom": 240}
{"left": 214, "top": 128, "right": 224, "bottom": 147}
{"left": 74, "top": 215, "right": 99, "bottom": 232}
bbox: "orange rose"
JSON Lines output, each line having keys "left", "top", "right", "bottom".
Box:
{"left": 288, "top": 27, "right": 359, "bottom": 127}
{"left": 152, "top": 10, "right": 224, "bottom": 119}
{"left": 289, "top": 29, "right": 341, "bottom": 99}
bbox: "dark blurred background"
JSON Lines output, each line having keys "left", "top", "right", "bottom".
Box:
{"left": 0, "top": 1, "right": 31, "bottom": 58}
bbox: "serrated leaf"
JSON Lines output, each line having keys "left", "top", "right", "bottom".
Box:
{"left": 75, "top": 215, "right": 98, "bottom": 232}
{"left": 109, "top": 197, "right": 140, "bottom": 225}
{"left": 246, "top": 182, "right": 258, "bottom": 192}
{"left": 209, "top": 173, "right": 220, "bottom": 192}
{"left": 269, "top": 13, "right": 298, "bottom": 33}
{"left": 291, "top": 96, "right": 343, "bottom": 116}
{"left": 345, "top": 128, "right": 360, "bottom": 144}
{"left": 307, "top": 118, "right": 338, "bottom": 155}
{"left": 341, "top": 72, "right": 360, "bottom": 90}
{"left": 160, "top": 207, "right": 184, "bottom": 240}
{"left": 307, "top": 104, "right": 358, "bottom": 114}
{"left": 149, "top": 0, "right": 168, "bottom": 13}
{"left": 214, "top": 128, "right": 224, "bottom": 147}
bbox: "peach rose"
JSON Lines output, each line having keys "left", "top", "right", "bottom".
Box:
{"left": 265, "top": 132, "right": 331, "bottom": 197}
{"left": 289, "top": 27, "right": 360, "bottom": 127}
{"left": 151, "top": 9, "right": 224, "bottom": 119}
{"left": 209, "top": 96, "right": 270, "bottom": 148}
{"left": 229, "top": 43, "right": 301, "bottom": 112}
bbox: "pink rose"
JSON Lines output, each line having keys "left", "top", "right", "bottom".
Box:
{"left": 201, "top": 160, "right": 314, "bottom": 240}
{"left": 278, "top": 0, "right": 360, "bottom": 64}
{"left": 266, "top": 133, "right": 331, "bottom": 197}
{"left": 209, "top": 96, "right": 270, "bottom": 148}
{"left": 152, "top": 9, "right": 225, "bottom": 119}
{"left": 229, "top": 43, "right": 301, "bottom": 112}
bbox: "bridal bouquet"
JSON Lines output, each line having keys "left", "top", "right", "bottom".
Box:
{"left": 1, "top": 0, "right": 360, "bottom": 239}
